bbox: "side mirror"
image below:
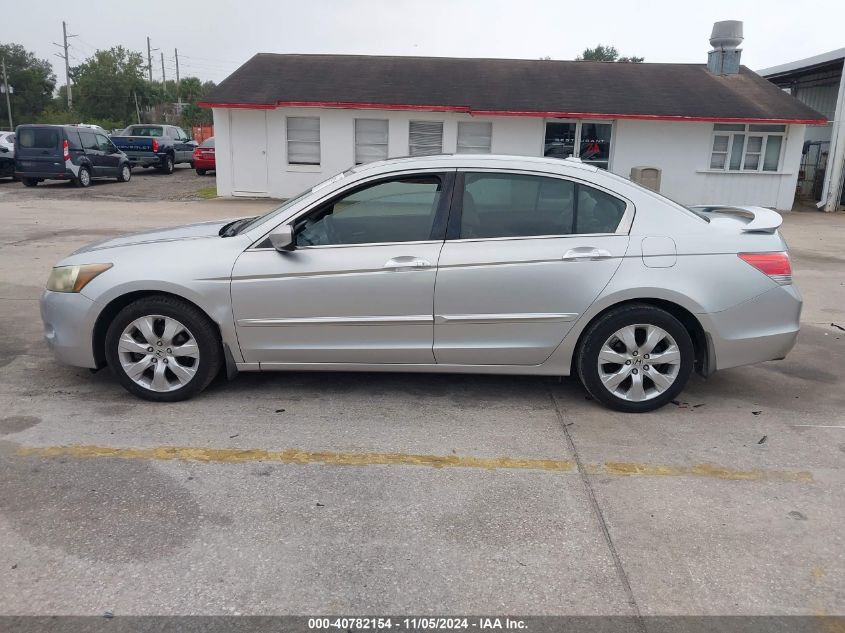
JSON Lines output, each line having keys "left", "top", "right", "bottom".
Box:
{"left": 268, "top": 225, "right": 295, "bottom": 252}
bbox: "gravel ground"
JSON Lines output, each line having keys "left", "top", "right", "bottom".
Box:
{"left": 0, "top": 164, "right": 218, "bottom": 202}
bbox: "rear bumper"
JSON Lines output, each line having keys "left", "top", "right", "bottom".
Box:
{"left": 40, "top": 290, "right": 98, "bottom": 368}
{"left": 15, "top": 169, "right": 74, "bottom": 181}
{"left": 193, "top": 158, "right": 215, "bottom": 170}
{"left": 703, "top": 284, "right": 802, "bottom": 371}
{"left": 124, "top": 152, "right": 168, "bottom": 167}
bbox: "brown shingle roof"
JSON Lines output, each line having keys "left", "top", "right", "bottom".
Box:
{"left": 201, "top": 54, "right": 826, "bottom": 123}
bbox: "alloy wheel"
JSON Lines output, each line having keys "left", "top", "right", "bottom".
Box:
{"left": 117, "top": 315, "right": 200, "bottom": 392}
{"left": 597, "top": 324, "right": 681, "bottom": 402}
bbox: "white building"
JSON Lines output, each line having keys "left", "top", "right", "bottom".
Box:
{"left": 203, "top": 40, "right": 824, "bottom": 210}
{"left": 760, "top": 48, "right": 845, "bottom": 212}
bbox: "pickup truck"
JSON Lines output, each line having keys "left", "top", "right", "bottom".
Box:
{"left": 110, "top": 124, "right": 196, "bottom": 174}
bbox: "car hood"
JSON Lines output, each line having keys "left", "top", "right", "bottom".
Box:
{"left": 72, "top": 219, "right": 235, "bottom": 255}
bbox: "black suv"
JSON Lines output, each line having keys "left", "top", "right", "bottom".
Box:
{"left": 15, "top": 124, "right": 131, "bottom": 187}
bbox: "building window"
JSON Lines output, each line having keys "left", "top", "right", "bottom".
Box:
{"left": 354, "top": 119, "right": 389, "bottom": 164}
{"left": 456, "top": 121, "right": 492, "bottom": 153}
{"left": 710, "top": 124, "right": 785, "bottom": 172}
{"left": 543, "top": 121, "right": 612, "bottom": 170}
{"left": 408, "top": 120, "right": 443, "bottom": 156}
{"left": 287, "top": 117, "right": 320, "bottom": 165}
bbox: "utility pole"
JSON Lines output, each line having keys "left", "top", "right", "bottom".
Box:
{"left": 161, "top": 51, "right": 166, "bottom": 88}
{"left": 146, "top": 37, "right": 153, "bottom": 82}
{"left": 1, "top": 58, "right": 12, "bottom": 130}
{"left": 53, "top": 21, "right": 77, "bottom": 110}
{"left": 174, "top": 48, "right": 181, "bottom": 109}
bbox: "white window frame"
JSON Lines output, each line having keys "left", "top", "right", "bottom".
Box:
{"left": 708, "top": 124, "right": 786, "bottom": 173}
{"left": 456, "top": 121, "right": 493, "bottom": 154}
{"left": 542, "top": 119, "right": 614, "bottom": 169}
{"left": 354, "top": 118, "right": 389, "bottom": 165}
{"left": 408, "top": 120, "right": 444, "bottom": 156}
{"left": 286, "top": 116, "right": 321, "bottom": 166}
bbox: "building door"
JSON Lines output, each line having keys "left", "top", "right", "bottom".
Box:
{"left": 230, "top": 110, "right": 268, "bottom": 196}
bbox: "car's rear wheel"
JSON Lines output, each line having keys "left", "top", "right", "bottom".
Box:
{"left": 75, "top": 166, "right": 92, "bottom": 188}
{"left": 577, "top": 304, "right": 693, "bottom": 413}
{"left": 117, "top": 163, "right": 131, "bottom": 182}
{"left": 105, "top": 296, "right": 222, "bottom": 402}
{"left": 158, "top": 154, "right": 174, "bottom": 174}
{"left": 195, "top": 168, "right": 206, "bottom": 176}
{"left": 22, "top": 178, "right": 38, "bottom": 187}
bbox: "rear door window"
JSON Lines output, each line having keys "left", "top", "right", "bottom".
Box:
{"left": 18, "top": 128, "right": 60, "bottom": 150}
{"left": 458, "top": 172, "right": 627, "bottom": 239}
{"left": 79, "top": 131, "right": 99, "bottom": 151}
{"left": 66, "top": 130, "right": 83, "bottom": 150}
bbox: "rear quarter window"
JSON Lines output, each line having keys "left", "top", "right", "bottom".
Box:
{"left": 18, "top": 128, "right": 59, "bottom": 149}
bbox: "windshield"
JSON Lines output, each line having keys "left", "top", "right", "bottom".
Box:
{"left": 234, "top": 167, "right": 357, "bottom": 235}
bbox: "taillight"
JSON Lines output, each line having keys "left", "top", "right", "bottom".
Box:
{"left": 152, "top": 138, "right": 159, "bottom": 152}
{"left": 193, "top": 148, "right": 201, "bottom": 158}
{"left": 738, "top": 252, "right": 792, "bottom": 285}
{"left": 62, "top": 139, "right": 70, "bottom": 161}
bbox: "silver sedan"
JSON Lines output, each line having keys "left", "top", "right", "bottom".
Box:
{"left": 40, "top": 155, "right": 801, "bottom": 412}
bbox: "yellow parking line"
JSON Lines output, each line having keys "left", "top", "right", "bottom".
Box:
{"left": 15, "top": 444, "right": 576, "bottom": 473}
{"left": 15, "top": 444, "right": 814, "bottom": 482}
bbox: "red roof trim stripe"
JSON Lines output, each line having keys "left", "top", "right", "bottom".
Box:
{"left": 196, "top": 100, "right": 826, "bottom": 125}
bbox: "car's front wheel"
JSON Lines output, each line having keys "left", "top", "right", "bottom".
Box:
{"left": 117, "top": 163, "right": 131, "bottom": 182}
{"left": 105, "top": 296, "right": 222, "bottom": 402}
{"left": 577, "top": 304, "right": 694, "bottom": 413}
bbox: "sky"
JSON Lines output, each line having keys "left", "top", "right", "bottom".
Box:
{"left": 6, "top": 0, "right": 844, "bottom": 86}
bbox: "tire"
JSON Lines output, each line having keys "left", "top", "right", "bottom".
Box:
{"left": 196, "top": 169, "right": 206, "bottom": 176}
{"left": 75, "top": 166, "right": 92, "bottom": 188}
{"left": 104, "top": 295, "right": 222, "bottom": 402}
{"left": 189, "top": 161, "right": 195, "bottom": 169}
{"left": 22, "top": 178, "right": 38, "bottom": 187}
{"left": 117, "top": 163, "right": 131, "bottom": 182}
{"left": 576, "top": 304, "right": 694, "bottom": 413}
{"left": 158, "top": 154, "right": 174, "bottom": 174}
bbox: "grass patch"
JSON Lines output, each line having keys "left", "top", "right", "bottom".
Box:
{"left": 195, "top": 186, "right": 217, "bottom": 200}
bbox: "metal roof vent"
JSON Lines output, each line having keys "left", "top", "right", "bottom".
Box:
{"left": 707, "top": 20, "right": 743, "bottom": 75}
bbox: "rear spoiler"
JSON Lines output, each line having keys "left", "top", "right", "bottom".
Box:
{"left": 689, "top": 205, "right": 783, "bottom": 233}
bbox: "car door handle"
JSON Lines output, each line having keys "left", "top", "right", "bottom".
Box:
{"left": 562, "top": 247, "right": 613, "bottom": 261}
{"left": 383, "top": 256, "right": 433, "bottom": 271}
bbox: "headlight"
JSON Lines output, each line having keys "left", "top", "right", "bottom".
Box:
{"left": 46, "top": 263, "right": 113, "bottom": 293}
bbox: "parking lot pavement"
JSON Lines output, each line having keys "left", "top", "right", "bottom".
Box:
{"left": 0, "top": 163, "right": 215, "bottom": 202}
{"left": 0, "top": 198, "right": 843, "bottom": 616}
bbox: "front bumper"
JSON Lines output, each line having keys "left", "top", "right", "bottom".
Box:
{"left": 40, "top": 290, "right": 99, "bottom": 368}
{"left": 703, "top": 284, "right": 802, "bottom": 372}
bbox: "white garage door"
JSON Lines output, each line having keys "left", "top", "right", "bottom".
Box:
{"left": 230, "top": 110, "right": 268, "bottom": 196}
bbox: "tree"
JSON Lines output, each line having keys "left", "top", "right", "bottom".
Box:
{"left": 577, "top": 45, "right": 644, "bottom": 63}
{"left": 0, "top": 43, "right": 56, "bottom": 126}
{"left": 177, "top": 77, "right": 216, "bottom": 128}
{"left": 71, "top": 46, "right": 146, "bottom": 124}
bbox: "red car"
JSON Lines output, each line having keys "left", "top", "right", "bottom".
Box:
{"left": 193, "top": 137, "right": 215, "bottom": 175}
